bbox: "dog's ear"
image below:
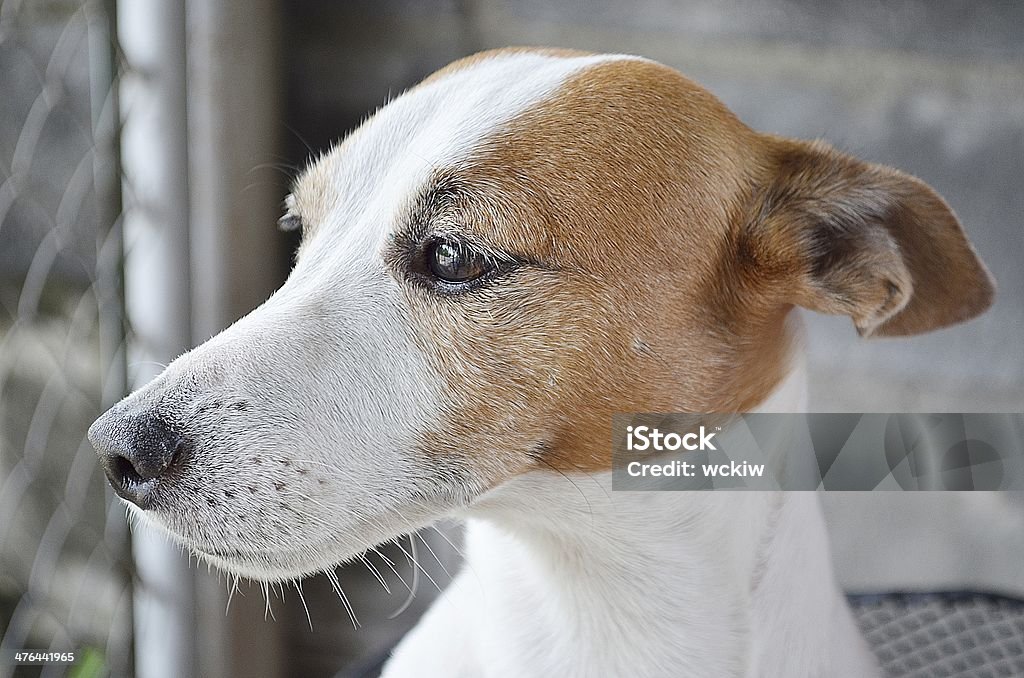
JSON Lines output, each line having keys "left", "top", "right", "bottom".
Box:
{"left": 742, "top": 138, "right": 994, "bottom": 337}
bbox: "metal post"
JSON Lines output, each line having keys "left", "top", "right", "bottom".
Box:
{"left": 117, "top": 1, "right": 196, "bottom": 677}
{"left": 119, "top": 0, "right": 286, "bottom": 673}
{"left": 186, "top": 1, "right": 286, "bottom": 676}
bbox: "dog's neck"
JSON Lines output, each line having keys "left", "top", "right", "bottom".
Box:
{"left": 462, "top": 477, "right": 785, "bottom": 675}
{"left": 451, "top": 358, "right": 853, "bottom": 676}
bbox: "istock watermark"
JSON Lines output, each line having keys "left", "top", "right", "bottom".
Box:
{"left": 625, "top": 425, "right": 718, "bottom": 451}
{"left": 611, "top": 413, "right": 1024, "bottom": 491}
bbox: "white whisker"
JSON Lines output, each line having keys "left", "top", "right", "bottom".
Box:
{"left": 415, "top": 531, "right": 452, "bottom": 580}
{"left": 294, "top": 580, "right": 313, "bottom": 631}
{"left": 325, "top": 568, "right": 359, "bottom": 629}
{"left": 387, "top": 535, "right": 420, "bottom": 619}
{"left": 359, "top": 553, "right": 391, "bottom": 594}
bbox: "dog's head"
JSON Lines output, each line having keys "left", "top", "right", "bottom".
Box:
{"left": 89, "top": 49, "right": 993, "bottom": 580}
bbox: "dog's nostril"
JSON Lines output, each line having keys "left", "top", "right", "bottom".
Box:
{"left": 111, "top": 453, "right": 144, "bottom": 487}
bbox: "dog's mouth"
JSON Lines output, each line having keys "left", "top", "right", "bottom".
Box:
{"left": 118, "top": 459, "right": 475, "bottom": 582}
{"left": 191, "top": 545, "right": 255, "bottom": 558}
{"left": 189, "top": 542, "right": 309, "bottom": 561}
{"left": 148, "top": 502, "right": 451, "bottom": 582}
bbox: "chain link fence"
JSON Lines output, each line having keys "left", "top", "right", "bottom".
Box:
{"left": 0, "top": 0, "right": 131, "bottom": 676}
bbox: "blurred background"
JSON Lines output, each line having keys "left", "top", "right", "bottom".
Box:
{"left": 0, "top": 1, "right": 1021, "bottom": 676}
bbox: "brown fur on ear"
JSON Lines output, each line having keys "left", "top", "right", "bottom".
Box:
{"left": 741, "top": 138, "right": 995, "bottom": 337}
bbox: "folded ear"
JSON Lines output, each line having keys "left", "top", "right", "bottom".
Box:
{"left": 742, "top": 138, "right": 995, "bottom": 337}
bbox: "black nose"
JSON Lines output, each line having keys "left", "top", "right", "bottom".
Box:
{"left": 88, "top": 411, "right": 187, "bottom": 509}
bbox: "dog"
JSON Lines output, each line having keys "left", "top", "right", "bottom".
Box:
{"left": 89, "top": 48, "right": 994, "bottom": 677}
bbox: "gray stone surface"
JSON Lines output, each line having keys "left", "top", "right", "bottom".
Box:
{"left": 503, "top": 0, "right": 1024, "bottom": 61}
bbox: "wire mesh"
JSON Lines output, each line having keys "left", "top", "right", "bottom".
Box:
{"left": 851, "top": 592, "right": 1024, "bottom": 678}
{"left": 0, "top": 0, "right": 131, "bottom": 676}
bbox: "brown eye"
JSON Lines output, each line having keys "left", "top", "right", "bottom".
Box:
{"left": 427, "top": 239, "right": 489, "bottom": 283}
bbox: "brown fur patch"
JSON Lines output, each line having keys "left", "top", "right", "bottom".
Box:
{"left": 401, "top": 55, "right": 798, "bottom": 478}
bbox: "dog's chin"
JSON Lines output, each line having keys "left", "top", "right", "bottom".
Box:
{"left": 124, "top": 500, "right": 444, "bottom": 584}
{"left": 120, "top": 482, "right": 474, "bottom": 583}
{"left": 189, "top": 546, "right": 335, "bottom": 582}
{"left": 181, "top": 529, "right": 389, "bottom": 583}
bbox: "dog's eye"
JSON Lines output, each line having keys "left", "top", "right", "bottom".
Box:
{"left": 427, "top": 239, "right": 489, "bottom": 283}
{"left": 278, "top": 213, "right": 302, "bottom": 232}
